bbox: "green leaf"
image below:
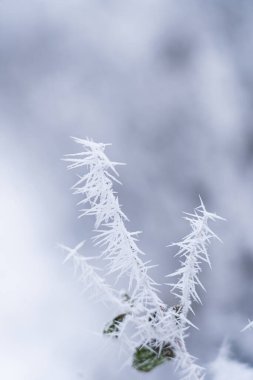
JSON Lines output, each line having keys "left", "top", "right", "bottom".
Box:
{"left": 132, "top": 341, "right": 175, "bottom": 372}
{"left": 103, "top": 313, "right": 127, "bottom": 338}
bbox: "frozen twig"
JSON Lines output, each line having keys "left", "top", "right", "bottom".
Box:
{"left": 60, "top": 241, "right": 121, "bottom": 307}
{"left": 64, "top": 138, "right": 167, "bottom": 346}
{"left": 167, "top": 198, "right": 223, "bottom": 379}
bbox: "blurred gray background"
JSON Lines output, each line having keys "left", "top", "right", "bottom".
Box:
{"left": 1, "top": 0, "right": 253, "bottom": 379}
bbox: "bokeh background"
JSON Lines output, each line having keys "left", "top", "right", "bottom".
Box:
{"left": 1, "top": 0, "right": 253, "bottom": 379}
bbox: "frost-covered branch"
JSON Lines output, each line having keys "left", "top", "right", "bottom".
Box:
{"left": 64, "top": 138, "right": 167, "bottom": 346}
{"left": 168, "top": 198, "right": 223, "bottom": 319}
{"left": 167, "top": 199, "right": 223, "bottom": 379}
{"left": 60, "top": 241, "right": 121, "bottom": 307}
{"left": 64, "top": 138, "right": 161, "bottom": 308}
